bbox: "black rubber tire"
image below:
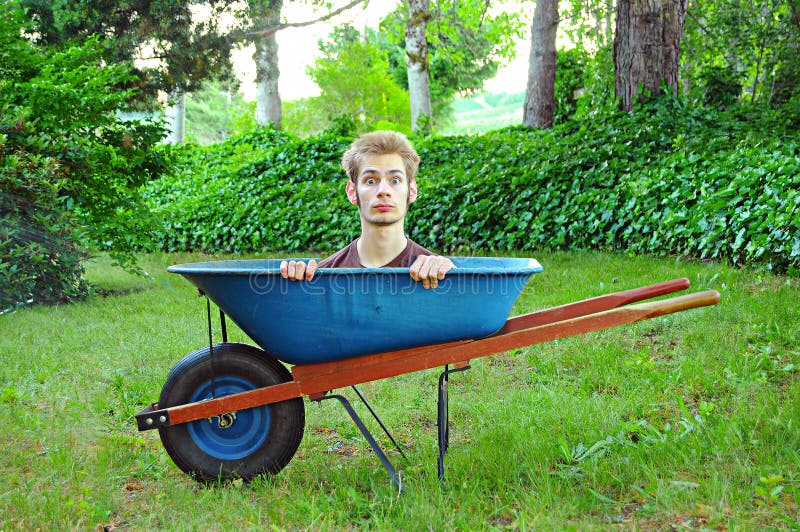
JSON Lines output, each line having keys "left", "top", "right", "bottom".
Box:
{"left": 157, "top": 342, "right": 305, "bottom": 483}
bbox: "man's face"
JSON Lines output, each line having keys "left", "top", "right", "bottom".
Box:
{"left": 346, "top": 153, "right": 418, "bottom": 227}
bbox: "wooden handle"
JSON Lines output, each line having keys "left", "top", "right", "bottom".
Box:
{"left": 631, "top": 290, "right": 721, "bottom": 318}
{"left": 499, "top": 277, "right": 691, "bottom": 334}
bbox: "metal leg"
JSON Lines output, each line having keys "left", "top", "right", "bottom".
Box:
{"left": 351, "top": 386, "right": 407, "bottom": 459}
{"left": 437, "top": 364, "right": 471, "bottom": 483}
{"left": 205, "top": 297, "right": 217, "bottom": 398}
{"left": 219, "top": 309, "right": 228, "bottom": 343}
{"left": 205, "top": 301, "right": 227, "bottom": 397}
{"left": 314, "top": 394, "right": 403, "bottom": 492}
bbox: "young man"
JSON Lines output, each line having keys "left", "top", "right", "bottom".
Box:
{"left": 280, "top": 130, "right": 454, "bottom": 289}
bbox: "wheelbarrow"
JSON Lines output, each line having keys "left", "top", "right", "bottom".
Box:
{"left": 136, "top": 257, "right": 720, "bottom": 488}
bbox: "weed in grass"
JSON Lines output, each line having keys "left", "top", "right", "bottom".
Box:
{"left": 755, "top": 474, "right": 786, "bottom": 506}
{"left": 1, "top": 384, "right": 20, "bottom": 403}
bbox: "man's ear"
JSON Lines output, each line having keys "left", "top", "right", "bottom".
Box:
{"left": 408, "top": 178, "right": 418, "bottom": 203}
{"left": 345, "top": 180, "right": 359, "bottom": 205}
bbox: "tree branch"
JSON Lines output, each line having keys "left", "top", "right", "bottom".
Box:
{"left": 685, "top": 8, "right": 714, "bottom": 37}
{"left": 244, "top": 0, "right": 369, "bottom": 39}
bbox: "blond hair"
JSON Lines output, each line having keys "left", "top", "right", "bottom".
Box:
{"left": 341, "top": 131, "right": 420, "bottom": 182}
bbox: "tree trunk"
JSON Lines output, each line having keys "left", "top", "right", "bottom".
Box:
{"left": 792, "top": 0, "right": 800, "bottom": 31}
{"left": 252, "top": 0, "right": 283, "bottom": 128}
{"left": 523, "top": 0, "right": 559, "bottom": 128}
{"left": 405, "top": 0, "right": 432, "bottom": 133}
{"left": 167, "top": 89, "right": 185, "bottom": 144}
{"left": 613, "top": 0, "right": 688, "bottom": 111}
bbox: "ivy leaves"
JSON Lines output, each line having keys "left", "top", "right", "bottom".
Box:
{"left": 145, "top": 98, "right": 799, "bottom": 275}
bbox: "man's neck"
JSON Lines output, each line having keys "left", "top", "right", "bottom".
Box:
{"left": 356, "top": 223, "right": 408, "bottom": 267}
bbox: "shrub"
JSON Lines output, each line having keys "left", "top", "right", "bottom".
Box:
{"left": 0, "top": 131, "right": 88, "bottom": 310}
{"left": 1, "top": 6, "right": 166, "bottom": 310}
{"left": 144, "top": 127, "right": 352, "bottom": 253}
{"left": 699, "top": 66, "right": 742, "bottom": 109}
{"left": 143, "top": 98, "right": 800, "bottom": 275}
{"left": 554, "top": 48, "right": 589, "bottom": 124}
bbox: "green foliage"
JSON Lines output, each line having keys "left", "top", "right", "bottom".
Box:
{"left": 1, "top": 5, "right": 166, "bottom": 309}
{"left": 143, "top": 127, "right": 353, "bottom": 253}
{"left": 21, "top": 0, "right": 236, "bottom": 103}
{"left": 144, "top": 96, "right": 799, "bottom": 274}
{"left": 296, "top": 25, "right": 411, "bottom": 136}
{"left": 185, "top": 78, "right": 250, "bottom": 145}
{"left": 379, "top": 1, "right": 525, "bottom": 128}
{"left": 698, "top": 66, "right": 742, "bottom": 109}
{"left": 561, "top": 0, "right": 614, "bottom": 50}
{"left": 0, "top": 134, "right": 88, "bottom": 311}
{"left": 564, "top": 0, "right": 800, "bottom": 107}
{"left": 554, "top": 47, "right": 589, "bottom": 124}
{"left": 412, "top": 99, "right": 799, "bottom": 274}
{"left": 684, "top": 0, "right": 800, "bottom": 105}
{"left": 13, "top": 39, "right": 166, "bottom": 263}
{"left": 281, "top": 98, "right": 328, "bottom": 138}
{"left": 574, "top": 43, "right": 617, "bottom": 118}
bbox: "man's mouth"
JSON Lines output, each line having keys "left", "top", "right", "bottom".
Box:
{"left": 374, "top": 204, "right": 394, "bottom": 212}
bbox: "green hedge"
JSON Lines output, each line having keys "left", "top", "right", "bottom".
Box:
{"left": 144, "top": 128, "right": 354, "bottom": 253}
{"left": 144, "top": 99, "right": 800, "bottom": 274}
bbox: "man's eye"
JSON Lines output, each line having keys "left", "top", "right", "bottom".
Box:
{"left": 391, "top": 177, "right": 401, "bottom": 184}
{"left": 364, "top": 178, "right": 376, "bottom": 185}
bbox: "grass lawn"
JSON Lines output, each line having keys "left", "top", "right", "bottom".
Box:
{"left": 445, "top": 92, "right": 525, "bottom": 135}
{"left": 1, "top": 250, "right": 798, "bottom": 529}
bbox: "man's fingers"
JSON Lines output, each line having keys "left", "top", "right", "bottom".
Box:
{"left": 282, "top": 260, "right": 315, "bottom": 281}
{"left": 427, "top": 258, "right": 440, "bottom": 288}
{"left": 417, "top": 258, "right": 434, "bottom": 281}
{"left": 409, "top": 261, "right": 421, "bottom": 281}
{"left": 417, "top": 258, "right": 432, "bottom": 289}
{"left": 437, "top": 259, "right": 454, "bottom": 279}
{"left": 409, "top": 255, "right": 454, "bottom": 289}
{"left": 294, "top": 261, "right": 308, "bottom": 280}
{"left": 409, "top": 256, "right": 429, "bottom": 282}
{"left": 436, "top": 258, "right": 452, "bottom": 279}
{"left": 305, "top": 259, "right": 318, "bottom": 281}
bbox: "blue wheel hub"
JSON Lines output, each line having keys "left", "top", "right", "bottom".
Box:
{"left": 187, "top": 376, "right": 271, "bottom": 460}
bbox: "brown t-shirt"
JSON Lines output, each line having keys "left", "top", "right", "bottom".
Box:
{"left": 318, "top": 238, "right": 431, "bottom": 268}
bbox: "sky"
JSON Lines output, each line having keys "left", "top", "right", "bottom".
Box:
{"left": 230, "top": 1, "right": 534, "bottom": 102}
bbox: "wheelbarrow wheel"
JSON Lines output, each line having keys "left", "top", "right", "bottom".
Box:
{"left": 157, "top": 342, "right": 304, "bottom": 483}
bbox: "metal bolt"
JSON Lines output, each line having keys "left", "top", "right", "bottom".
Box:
{"left": 145, "top": 418, "right": 153, "bottom": 426}
{"left": 159, "top": 415, "right": 167, "bottom": 423}
{"left": 218, "top": 412, "right": 236, "bottom": 429}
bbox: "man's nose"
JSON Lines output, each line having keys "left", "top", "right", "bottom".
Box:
{"left": 376, "top": 178, "right": 392, "bottom": 195}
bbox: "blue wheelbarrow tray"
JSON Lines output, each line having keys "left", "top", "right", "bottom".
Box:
{"left": 167, "top": 257, "right": 544, "bottom": 365}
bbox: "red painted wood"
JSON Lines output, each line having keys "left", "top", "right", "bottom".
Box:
{"left": 497, "top": 277, "right": 690, "bottom": 334}
{"left": 295, "top": 290, "right": 720, "bottom": 394}
{"left": 290, "top": 339, "right": 473, "bottom": 381}
{"left": 162, "top": 287, "right": 719, "bottom": 426}
{"left": 167, "top": 381, "right": 301, "bottom": 425}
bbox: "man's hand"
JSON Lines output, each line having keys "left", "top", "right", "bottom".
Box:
{"left": 409, "top": 255, "right": 455, "bottom": 289}
{"left": 280, "top": 259, "right": 318, "bottom": 281}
